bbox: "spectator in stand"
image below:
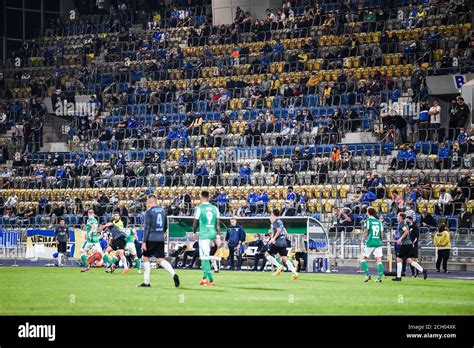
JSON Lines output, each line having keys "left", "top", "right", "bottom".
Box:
{"left": 340, "top": 145, "right": 352, "bottom": 170}
{"left": 428, "top": 100, "right": 442, "bottom": 142}
{"left": 420, "top": 208, "right": 437, "bottom": 234}
{"left": 217, "top": 187, "right": 229, "bottom": 214}
{"left": 362, "top": 172, "right": 373, "bottom": 189}
{"left": 194, "top": 162, "right": 208, "bottom": 186}
{"left": 451, "top": 142, "right": 464, "bottom": 169}
{"left": 434, "top": 223, "right": 451, "bottom": 273}
{"left": 436, "top": 188, "right": 453, "bottom": 216}
{"left": 235, "top": 162, "right": 251, "bottom": 186}
{"left": 435, "top": 142, "right": 451, "bottom": 170}
{"left": 452, "top": 187, "right": 467, "bottom": 215}
{"left": 246, "top": 187, "right": 258, "bottom": 215}
{"left": 256, "top": 188, "right": 269, "bottom": 214}
{"left": 390, "top": 144, "right": 415, "bottom": 170}
{"left": 418, "top": 100, "right": 430, "bottom": 141}
{"left": 335, "top": 207, "right": 354, "bottom": 233}
{"left": 38, "top": 195, "right": 50, "bottom": 215}
{"left": 237, "top": 201, "right": 252, "bottom": 217}
{"left": 458, "top": 203, "right": 472, "bottom": 234}
{"left": 330, "top": 146, "right": 342, "bottom": 171}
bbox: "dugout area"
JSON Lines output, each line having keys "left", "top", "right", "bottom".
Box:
{"left": 167, "top": 216, "right": 331, "bottom": 272}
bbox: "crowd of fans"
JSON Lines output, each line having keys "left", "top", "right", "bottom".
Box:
{"left": 0, "top": 0, "right": 473, "bottom": 242}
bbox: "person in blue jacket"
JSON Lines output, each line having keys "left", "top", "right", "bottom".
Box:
{"left": 405, "top": 145, "right": 417, "bottom": 169}
{"left": 217, "top": 188, "right": 230, "bottom": 214}
{"left": 435, "top": 142, "right": 451, "bottom": 169}
{"left": 225, "top": 216, "right": 246, "bottom": 270}
{"left": 246, "top": 188, "right": 258, "bottom": 215}
{"left": 256, "top": 188, "right": 269, "bottom": 214}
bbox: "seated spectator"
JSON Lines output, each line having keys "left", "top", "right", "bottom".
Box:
{"left": 256, "top": 188, "right": 269, "bottom": 214}
{"left": 451, "top": 142, "right": 464, "bottom": 169}
{"left": 452, "top": 187, "right": 467, "bottom": 215}
{"left": 330, "top": 146, "right": 342, "bottom": 171}
{"left": 435, "top": 188, "right": 453, "bottom": 216}
{"left": 390, "top": 144, "right": 414, "bottom": 170}
{"left": 194, "top": 162, "right": 208, "bottom": 186}
{"left": 363, "top": 172, "right": 373, "bottom": 189}
{"left": 235, "top": 162, "right": 251, "bottom": 186}
{"left": 435, "top": 142, "right": 451, "bottom": 169}
{"left": 236, "top": 201, "right": 252, "bottom": 217}
{"left": 217, "top": 188, "right": 229, "bottom": 214}
{"left": 38, "top": 195, "right": 50, "bottom": 215}
{"left": 420, "top": 209, "right": 437, "bottom": 233}
{"left": 246, "top": 188, "right": 258, "bottom": 215}
{"left": 335, "top": 207, "right": 354, "bottom": 233}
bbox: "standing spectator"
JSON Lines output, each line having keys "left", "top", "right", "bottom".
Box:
{"left": 54, "top": 218, "right": 69, "bottom": 267}
{"left": 428, "top": 100, "right": 441, "bottom": 142}
{"left": 434, "top": 223, "right": 451, "bottom": 273}
{"left": 458, "top": 203, "right": 472, "bottom": 234}
{"left": 225, "top": 216, "right": 246, "bottom": 270}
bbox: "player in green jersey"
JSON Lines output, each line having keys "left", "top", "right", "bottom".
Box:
{"left": 361, "top": 207, "right": 384, "bottom": 283}
{"left": 124, "top": 226, "right": 141, "bottom": 273}
{"left": 80, "top": 209, "right": 103, "bottom": 272}
{"left": 193, "top": 191, "right": 220, "bottom": 286}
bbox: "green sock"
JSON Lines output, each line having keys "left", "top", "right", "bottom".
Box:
{"left": 103, "top": 254, "right": 112, "bottom": 266}
{"left": 81, "top": 255, "right": 88, "bottom": 267}
{"left": 361, "top": 260, "right": 370, "bottom": 276}
{"left": 135, "top": 258, "right": 141, "bottom": 270}
{"left": 377, "top": 262, "right": 384, "bottom": 279}
{"left": 111, "top": 257, "right": 117, "bottom": 266}
{"left": 202, "top": 260, "right": 210, "bottom": 280}
{"left": 207, "top": 266, "right": 214, "bottom": 282}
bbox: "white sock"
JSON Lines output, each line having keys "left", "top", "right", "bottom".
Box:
{"left": 265, "top": 255, "right": 280, "bottom": 268}
{"left": 211, "top": 259, "right": 218, "bottom": 271}
{"left": 396, "top": 262, "right": 402, "bottom": 278}
{"left": 143, "top": 261, "right": 151, "bottom": 285}
{"left": 411, "top": 261, "right": 423, "bottom": 272}
{"left": 121, "top": 255, "right": 128, "bottom": 269}
{"left": 286, "top": 260, "right": 298, "bottom": 275}
{"left": 159, "top": 259, "right": 176, "bottom": 277}
{"left": 58, "top": 253, "right": 62, "bottom": 265}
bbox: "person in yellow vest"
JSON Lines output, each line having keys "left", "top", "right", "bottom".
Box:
{"left": 434, "top": 223, "right": 451, "bottom": 273}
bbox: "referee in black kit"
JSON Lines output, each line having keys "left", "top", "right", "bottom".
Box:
{"left": 54, "top": 218, "right": 69, "bottom": 267}
{"left": 138, "top": 195, "right": 180, "bottom": 288}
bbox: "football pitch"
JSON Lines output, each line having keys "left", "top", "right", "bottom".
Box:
{"left": 1, "top": 267, "right": 473, "bottom": 315}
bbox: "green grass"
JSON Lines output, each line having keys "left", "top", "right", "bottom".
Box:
{"left": 1, "top": 267, "right": 473, "bottom": 315}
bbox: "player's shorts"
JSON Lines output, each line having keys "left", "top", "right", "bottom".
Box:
{"left": 81, "top": 242, "right": 103, "bottom": 254}
{"left": 111, "top": 236, "right": 126, "bottom": 251}
{"left": 363, "top": 246, "right": 383, "bottom": 258}
{"left": 57, "top": 241, "right": 67, "bottom": 253}
{"left": 143, "top": 241, "right": 165, "bottom": 258}
{"left": 411, "top": 245, "right": 418, "bottom": 258}
{"left": 397, "top": 244, "right": 416, "bottom": 259}
{"left": 125, "top": 241, "right": 137, "bottom": 255}
{"left": 199, "top": 239, "right": 212, "bottom": 260}
{"left": 268, "top": 244, "right": 288, "bottom": 257}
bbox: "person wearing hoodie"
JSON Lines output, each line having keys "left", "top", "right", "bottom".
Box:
{"left": 434, "top": 223, "right": 451, "bottom": 273}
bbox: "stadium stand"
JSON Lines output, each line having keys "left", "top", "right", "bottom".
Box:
{"left": 0, "top": 0, "right": 473, "bottom": 264}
